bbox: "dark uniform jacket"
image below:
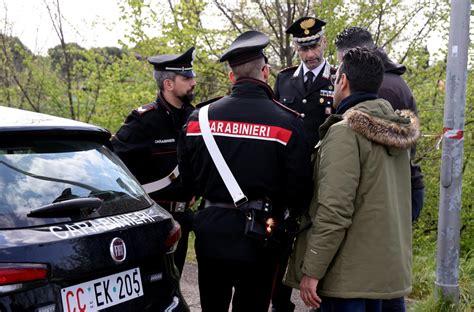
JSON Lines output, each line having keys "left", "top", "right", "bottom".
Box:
{"left": 274, "top": 60, "right": 336, "bottom": 148}
{"left": 374, "top": 48, "right": 424, "bottom": 190}
{"left": 177, "top": 79, "right": 313, "bottom": 261}
{"left": 111, "top": 93, "right": 195, "bottom": 202}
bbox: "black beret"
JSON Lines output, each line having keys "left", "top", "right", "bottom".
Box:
{"left": 148, "top": 47, "right": 195, "bottom": 78}
{"left": 220, "top": 31, "right": 269, "bottom": 66}
{"left": 286, "top": 17, "right": 326, "bottom": 47}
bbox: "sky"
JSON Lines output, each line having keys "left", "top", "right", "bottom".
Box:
{"left": 1, "top": 0, "right": 130, "bottom": 54}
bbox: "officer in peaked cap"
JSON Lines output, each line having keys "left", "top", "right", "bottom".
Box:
{"left": 272, "top": 16, "right": 336, "bottom": 312}
{"left": 177, "top": 31, "right": 312, "bottom": 312}
{"left": 274, "top": 16, "right": 336, "bottom": 149}
{"left": 111, "top": 47, "right": 196, "bottom": 276}
{"left": 286, "top": 16, "right": 327, "bottom": 47}
{"left": 148, "top": 47, "right": 196, "bottom": 78}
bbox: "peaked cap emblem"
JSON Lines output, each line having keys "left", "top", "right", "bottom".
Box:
{"left": 300, "top": 19, "right": 316, "bottom": 35}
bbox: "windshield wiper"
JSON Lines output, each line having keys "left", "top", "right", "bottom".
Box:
{"left": 0, "top": 160, "right": 100, "bottom": 192}
{"left": 27, "top": 198, "right": 103, "bottom": 218}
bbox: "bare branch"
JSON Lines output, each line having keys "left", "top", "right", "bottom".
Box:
{"left": 380, "top": 5, "right": 425, "bottom": 49}
{"left": 167, "top": 0, "right": 179, "bottom": 28}
{"left": 213, "top": 0, "right": 242, "bottom": 33}
{"left": 256, "top": 1, "right": 280, "bottom": 41}
{"left": 44, "top": 0, "right": 76, "bottom": 119}
{"left": 202, "top": 33, "right": 222, "bottom": 58}
{"left": 374, "top": 1, "right": 385, "bottom": 44}
{"left": 398, "top": 5, "right": 439, "bottom": 64}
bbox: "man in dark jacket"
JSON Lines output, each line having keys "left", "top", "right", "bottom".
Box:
{"left": 111, "top": 47, "right": 196, "bottom": 274}
{"left": 335, "top": 26, "right": 424, "bottom": 224}
{"left": 335, "top": 27, "right": 424, "bottom": 312}
{"left": 274, "top": 16, "right": 336, "bottom": 149}
{"left": 177, "top": 31, "right": 312, "bottom": 312}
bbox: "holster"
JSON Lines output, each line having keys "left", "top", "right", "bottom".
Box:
{"left": 241, "top": 200, "right": 282, "bottom": 246}
{"left": 244, "top": 208, "right": 268, "bottom": 241}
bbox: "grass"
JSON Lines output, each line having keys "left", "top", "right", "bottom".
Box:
{"left": 185, "top": 230, "right": 197, "bottom": 263}
{"left": 409, "top": 243, "right": 473, "bottom": 311}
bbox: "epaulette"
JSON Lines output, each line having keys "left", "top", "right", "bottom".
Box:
{"left": 272, "top": 99, "right": 303, "bottom": 118}
{"left": 134, "top": 102, "right": 157, "bottom": 116}
{"left": 196, "top": 96, "right": 224, "bottom": 108}
{"left": 322, "top": 60, "right": 335, "bottom": 80}
{"left": 279, "top": 65, "right": 298, "bottom": 73}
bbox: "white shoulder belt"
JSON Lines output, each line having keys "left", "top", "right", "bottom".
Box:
{"left": 198, "top": 105, "right": 248, "bottom": 206}
{"left": 142, "top": 165, "right": 179, "bottom": 194}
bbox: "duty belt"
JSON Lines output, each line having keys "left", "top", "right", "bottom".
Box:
{"left": 204, "top": 199, "right": 270, "bottom": 212}
{"left": 142, "top": 166, "right": 179, "bottom": 194}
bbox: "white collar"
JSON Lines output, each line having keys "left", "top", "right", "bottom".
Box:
{"left": 302, "top": 60, "right": 326, "bottom": 79}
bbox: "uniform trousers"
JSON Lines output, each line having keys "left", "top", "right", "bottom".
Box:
{"left": 411, "top": 187, "right": 425, "bottom": 222}
{"left": 271, "top": 234, "right": 296, "bottom": 312}
{"left": 171, "top": 209, "right": 194, "bottom": 274}
{"left": 197, "top": 257, "right": 279, "bottom": 312}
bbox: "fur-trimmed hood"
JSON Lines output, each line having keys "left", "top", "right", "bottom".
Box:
{"left": 344, "top": 99, "right": 420, "bottom": 149}
{"left": 320, "top": 98, "right": 420, "bottom": 150}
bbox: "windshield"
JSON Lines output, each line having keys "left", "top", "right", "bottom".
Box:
{"left": 0, "top": 139, "right": 153, "bottom": 228}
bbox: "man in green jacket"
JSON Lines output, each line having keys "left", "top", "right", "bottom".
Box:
{"left": 284, "top": 47, "right": 419, "bottom": 311}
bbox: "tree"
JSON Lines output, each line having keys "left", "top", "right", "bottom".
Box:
{"left": 0, "top": 31, "right": 57, "bottom": 112}
{"left": 213, "top": 0, "right": 319, "bottom": 69}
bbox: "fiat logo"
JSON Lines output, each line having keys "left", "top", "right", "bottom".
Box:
{"left": 110, "top": 237, "right": 127, "bottom": 263}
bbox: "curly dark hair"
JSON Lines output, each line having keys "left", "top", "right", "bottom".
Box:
{"left": 335, "top": 27, "right": 376, "bottom": 51}
{"left": 337, "top": 47, "right": 384, "bottom": 93}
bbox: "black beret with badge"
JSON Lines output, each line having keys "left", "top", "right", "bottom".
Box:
{"left": 219, "top": 30, "right": 269, "bottom": 66}
{"left": 286, "top": 16, "right": 326, "bottom": 47}
{"left": 148, "top": 47, "right": 196, "bottom": 78}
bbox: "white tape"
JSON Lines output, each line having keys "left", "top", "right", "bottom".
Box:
{"left": 452, "top": 45, "right": 458, "bottom": 57}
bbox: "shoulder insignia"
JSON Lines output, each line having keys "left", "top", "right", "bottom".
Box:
{"left": 279, "top": 65, "right": 298, "bottom": 74}
{"left": 272, "top": 99, "right": 303, "bottom": 118}
{"left": 291, "top": 64, "right": 303, "bottom": 78}
{"left": 322, "top": 61, "right": 333, "bottom": 80}
{"left": 135, "top": 102, "right": 157, "bottom": 116}
{"left": 196, "top": 96, "right": 224, "bottom": 108}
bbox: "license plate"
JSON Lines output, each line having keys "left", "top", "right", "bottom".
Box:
{"left": 61, "top": 268, "right": 143, "bottom": 311}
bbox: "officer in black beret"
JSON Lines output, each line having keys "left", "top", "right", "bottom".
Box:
{"left": 274, "top": 16, "right": 336, "bottom": 149}
{"left": 272, "top": 16, "right": 336, "bottom": 312}
{"left": 177, "top": 31, "right": 312, "bottom": 312}
{"left": 111, "top": 47, "right": 196, "bottom": 275}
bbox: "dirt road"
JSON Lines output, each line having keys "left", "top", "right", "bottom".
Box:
{"left": 180, "top": 262, "right": 308, "bottom": 312}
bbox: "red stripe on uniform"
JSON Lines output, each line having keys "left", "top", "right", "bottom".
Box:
{"left": 186, "top": 120, "right": 293, "bottom": 145}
